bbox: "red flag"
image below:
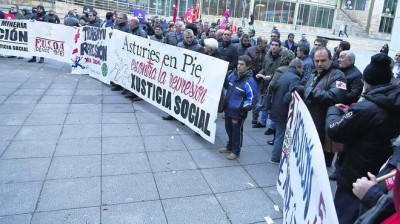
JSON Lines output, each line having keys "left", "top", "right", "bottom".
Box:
{"left": 230, "top": 20, "right": 237, "bottom": 34}
{"left": 220, "top": 19, "right": 226, "bottom": 30}
{"left": 172, "top": 0, "right": 178, "bottom": 23}
{"left": 193, "top": 0, "right": 200, "bottom": 22}
{"left": 184, "top": 5, "right": 194, "bottom": 23}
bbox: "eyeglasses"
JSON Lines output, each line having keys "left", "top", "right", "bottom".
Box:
{"left": 117, "top": 17, "right": 124, "bottom": 19}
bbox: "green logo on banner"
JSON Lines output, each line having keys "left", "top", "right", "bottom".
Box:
{"left": 101, "top": 63, "right": 108, "bottom": 77}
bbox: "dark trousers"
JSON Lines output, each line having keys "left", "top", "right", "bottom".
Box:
{"left": 334, "top": 187, "right": 360, "bottom": 224}
{"left": 225, "top": 116, "right": 245, "bottom": 156}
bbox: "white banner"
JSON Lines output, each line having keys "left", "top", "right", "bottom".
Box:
{"left": 27, "top": 21, "right": 77, "bottom": 63}
{"left": 0, "top": 19, "right": 31, "bottom": 57}
{"left": 71, "top": 26, "right": 112, "bottom": 84}
{"left": 277, "top": 92, "right": 338, "bottom": 224}
{"left": 108, "top": 30, "right": 228, "bottom": 143}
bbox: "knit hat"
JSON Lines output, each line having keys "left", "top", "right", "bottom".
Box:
{"left": 363, "top": 53, "right": 392, "bottom": 85}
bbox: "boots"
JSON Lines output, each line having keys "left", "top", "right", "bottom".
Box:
{"left": 38, "top": 57, "right": 44, "bottom": 63}
{"left": 28, "top": 56, "right": 36, "bottom": 62}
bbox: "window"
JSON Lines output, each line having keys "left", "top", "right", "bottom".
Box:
{"left": 297, "top": 4, "right": 334, "bottom": 29}
{"left": 379, "top": 0, "right": 397, "bottom": 33}
{"left": 254, "top": 0, "right": 295, "bottom": 24}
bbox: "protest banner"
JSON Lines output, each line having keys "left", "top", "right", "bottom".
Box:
{"left": 0, "top": 19, "right": 31, "bottom": 57}
{"left": 71, "top": 26, "right": 112, "bottom": 84}
{"left": 108, "top": 29, "right": 228, "bottom": 143}
{"left": 28, "top": 22, "right": 77, "bottom": 63}
{"left": 277, "top": 92, "right": 338, "bottom": 223}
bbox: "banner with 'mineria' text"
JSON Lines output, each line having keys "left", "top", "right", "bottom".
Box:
{"left": 0, "top": 19, "right": 30, "bottom": 57}
{"left": 277, "top": 92, "right": 338, "bottom": 224}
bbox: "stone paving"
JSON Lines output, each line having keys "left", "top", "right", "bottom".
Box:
{"left": 0, "top": 47, "right": 378, "bottom": 224}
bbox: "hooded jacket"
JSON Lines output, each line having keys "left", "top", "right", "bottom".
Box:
{"left": 31, "top": 5, "right": 46, "bottom": 22}
{"left": 224, "top": 70, "right": 258, "bottom": 119}
{"left": 326, "top": 83, "right": 400, "bottom": 191}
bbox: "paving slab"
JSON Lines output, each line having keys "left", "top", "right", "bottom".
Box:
{"left": 0, "top": 214, "right": 31, "bottom": 224}
{"left": 216, "top": 188, "right": 283, "bottom": 224}
{"left": 47, "top": 155, "right": 101, "bottom": 179}
{"left": 0, "top": 113, "right": 29, "bottom": 126}
{"left": 37, "top": 177, "right": 101, "bottom": 212}
{"left": 0, "top": 181, "right": 42, "bottom": 216}
{"left": 162, "top": 195, "right": 229, "bottom": 224}
{"left": 55, "top": 137, "right": 101, "bottom": 156}
{"left": 31, "top": 207, "right": 100, "bottom": 224}
{"left": 102, "top": 153, "right": 151, "bottom": 175}
{"left": 154, "top": 170, "right": 212, "bottom": 199}
{"left": 0, "top": 158, "right": 51, "bottom": 184}
{"left": 102, "top": 112, "right": 137, "bottom": 124}
{"left": 143, "top": 135, "right": 187, "bottom": 151}
{"left": 39, "top": 95, "right": 73, "bottom": 104}
{"left": 102, "top": 173, "right": 159, "bottom": 205}
{"left": 201, "top": 166, "right": 258, "bottom": 193}
{"left": 102, "top": 136, "right": 145, "bottom": 154}
{"left": 24, "top": 113, "right": 67, "bottom": 125}
{"left": 65, "top": 113, "right": 102, "bottom": 125}
{"left": 147, "top": 150, "right": 197, "bottom": 172}
{"left": 2, "top": 139, "right": 57, "bottom": 159}
{"left": 60, "top": 124, "right": 101, "bottom": 139}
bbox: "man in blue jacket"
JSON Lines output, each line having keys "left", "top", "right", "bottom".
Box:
{"left": 219, "top": 55, "right": 258, "bottom": 160}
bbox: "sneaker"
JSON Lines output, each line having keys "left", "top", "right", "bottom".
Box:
{"left": 267, "top": 139, "right": 274, "bottom": 145}
{"left": 111, "top": 85, "right": 123, "bottom": 91}
{"left": 264, "top": 128, "right": 275, "bottom": 135}
{"left": 227, "top": 153, "right": 238, "bottom": 160}
{"left": 252, "top": 122, "right": 266, "bottom": 128}
{"left": 218, "top": 148, "right": 231, "bottom": 153}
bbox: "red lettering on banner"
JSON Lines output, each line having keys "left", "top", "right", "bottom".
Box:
{"left": 169, "top": 73, "right": 208, "bottom": 104}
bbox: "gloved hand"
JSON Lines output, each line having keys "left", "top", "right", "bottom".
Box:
{"left": 291, "top": 85, "right": 305, "bottom": 95}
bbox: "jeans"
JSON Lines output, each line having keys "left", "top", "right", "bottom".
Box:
{"left": 271, "top": 120, "right": 286, "bottom": 161}
{"left": 225, "top": 116, "right": 245, "bottom": 156}
{"left": 334, "top": 187, "right": 360, "bottom": 224}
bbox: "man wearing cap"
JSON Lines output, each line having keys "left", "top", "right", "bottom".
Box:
{"left": 326, "top": 52, "right": 400, "bottom": 224}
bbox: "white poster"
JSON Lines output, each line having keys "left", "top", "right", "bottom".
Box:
{"left": 0, "top": 19, "right": 31, "bottom": 57}
{"left": 108, "top": 30, "right": 228, "bottom": 143}
{"left": 71, "top": 26, "right": 112, "bottom": 84}
{"left": 27, "top": 21, "right": 78, "bottom": 62}
{"left": 277, "top": 92, "right": 338, "bottom": 224}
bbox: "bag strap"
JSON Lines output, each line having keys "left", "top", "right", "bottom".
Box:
{"left": 224, "top": 76, "right": 250, "bottom": 101}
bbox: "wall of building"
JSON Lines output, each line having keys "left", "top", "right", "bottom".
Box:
{"left": 389, "top": 0, "right": 400, "bottom": 53}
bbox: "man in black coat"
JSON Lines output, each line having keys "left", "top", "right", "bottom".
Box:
{"left": 218, "top": 30, "right": 238, "bottom": 73}
{"left": 329, "top": 50, "right": 363, "bottom": 180}
{"left": 28, "top": 5, "right": 47, "bottom": 63}
{"left": 269, "top": 59, "right": 303, "bottom": 162}
{"left": 326, "top": 53, "right": 400, "bottom": 224}
{"left": 293, "top": 47, "right": 347, "bottom": 166}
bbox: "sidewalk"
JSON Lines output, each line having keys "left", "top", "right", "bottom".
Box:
{"left": 0, "top": 57, "right": 287, "bottom": 224}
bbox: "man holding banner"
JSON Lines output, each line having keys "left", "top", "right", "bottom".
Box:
{"left": 326, "top": 53, "right": 400, "bottom": 223}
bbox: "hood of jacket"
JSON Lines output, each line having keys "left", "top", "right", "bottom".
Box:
{"left": 364, "top": 83, "right": 400, "bottom": 113}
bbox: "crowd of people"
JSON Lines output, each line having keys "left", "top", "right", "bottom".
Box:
{"left": 1, "top": 3, "right": 400, "bottom": 223}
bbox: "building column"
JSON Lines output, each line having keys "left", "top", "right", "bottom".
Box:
{"left": 249, "top": 0, "right": 255, "bottom": 17}
{"left": 390, "top": 0, "right": 400, "bottom": 52}
{"left": 292, "top": 0, "right": 300, "bottom": 29}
